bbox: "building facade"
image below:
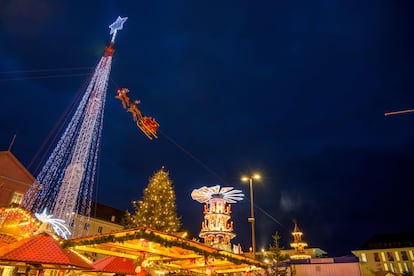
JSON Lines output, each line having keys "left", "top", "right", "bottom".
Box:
{"left": 291, "top": 256, "right": 363, "bottom": 275}
{"left": 68, "top": 202, "right": 125, "bottom": 238}
{"left": 352, "top": 232, "right": 414, "bottom": 275}
{"left": 0, "top": 151, "right": 34, "bottom": 207}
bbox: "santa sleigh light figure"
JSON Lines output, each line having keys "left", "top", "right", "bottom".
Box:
{"left": 116, "top": 88, "right": 159, "bottom": 140}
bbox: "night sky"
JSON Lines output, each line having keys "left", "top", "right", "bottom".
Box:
{"left": 1, "top": 0, "right": 414, "bottom": 257}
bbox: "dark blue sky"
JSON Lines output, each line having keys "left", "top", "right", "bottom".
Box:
{"left": 1, "top": 0, "right": 414, "bottom": 257}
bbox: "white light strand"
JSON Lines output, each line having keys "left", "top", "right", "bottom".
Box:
{"left": 22, "top": 44, "right": 113, "bottom": 239}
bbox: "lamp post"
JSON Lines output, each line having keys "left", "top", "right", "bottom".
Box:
{"left": 241, "top": 174, "right": 260, "bottom": 258}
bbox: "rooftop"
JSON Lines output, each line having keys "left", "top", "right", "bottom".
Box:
{"left": 358, "top": 232, "right": 414, "bottom": 250}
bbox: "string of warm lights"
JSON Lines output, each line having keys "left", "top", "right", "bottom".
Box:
{"left": 61, "top": 229, "right": 266, "bottom": 268}
{"left": 125, "top": 168, "right": 181, "bottom": 233}
{"left": 0, "top": 207, "right": 39, "bottom": 240}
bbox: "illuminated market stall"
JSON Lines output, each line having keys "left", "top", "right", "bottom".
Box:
{"left": 63, "top": 227, "right": 266, "bottom": 275}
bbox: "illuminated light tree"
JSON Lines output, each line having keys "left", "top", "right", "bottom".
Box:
{"left": 191, "top": 185, "right": 244, "bottom": 251}
{"left": 124, "top": 168, "right": 181, "bottom": 232}
{"left": 22, "top": 16, "right": 128, "bottom": 238}
{"left": 289, "top": 221, "right": 311, "bottom": 260}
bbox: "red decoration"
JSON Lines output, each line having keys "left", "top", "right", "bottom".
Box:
{"left": 115, "top": 88, "right": 159, "bottom": 140}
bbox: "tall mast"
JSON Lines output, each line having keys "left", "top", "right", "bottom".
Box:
{"left": 22, "top": 16, "right": 128, "bottom": 238}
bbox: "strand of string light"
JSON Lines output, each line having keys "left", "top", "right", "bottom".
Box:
{"left": 108, "top": 77, "right": 286, "bottom": 229}
{"left": 156, "top": 129, "right": 285, "bottom": 228}
{"left": 40, "top": 75, "right": 286, "bottom": 229}
{"left": 26, "top": 67, "right": 96, "bottom": 173}
{"left": 0, "top": 67, "right": 93, "bottom": 74}
{"left": 0, "top": 67, "right": 93, "bottom": 82}
{"left": 157, "top": 129, "right": 227, "bottom": 184}
{"left": 0, "top": 74, "right": 91, "bottom": 82}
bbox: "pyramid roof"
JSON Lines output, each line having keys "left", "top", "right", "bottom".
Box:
{"left": 0, "top": 233, "right": 92, "bottom": 269}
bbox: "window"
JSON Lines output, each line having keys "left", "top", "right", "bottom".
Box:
{"left": 361, "top": 253, "right": 367, "bottom": 263}
{"left": 111, "top": 215, "right": 116, "bottom": 222}
{"left": 387, "top": 252, "right": 395, "bottom": 261}
{"left": 404, "top": 263, "right": 409, "bottom": 272}
{"left": 84, "top": 223, "right": 89, "bottom": 230}
{"left": 10, "top": 192, "right": 23, "bottom": 205}
{"left": 374, "top": 253, "right": 381, "bottom": 262}
{"left": 70, "top": 219, "right": 75, "bottom": 227}
{"left": 401, "top": 251, "right": 409, "bottom": 261}
{"left": 398, "top": 263, "right": 403, "bottom": 273}
{"left": 98, "top": 226, "right": 103, "bottom": 233}
{"left": 395, "top": 251, "right": 400, "bottom": 261}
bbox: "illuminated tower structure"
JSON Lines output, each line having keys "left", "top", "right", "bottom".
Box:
{"left": 22, "top": 16, "right": 128, "bottom": 238}
{"left": 191, "top": 185, "right": 244, "bottom": 251}
{"left": 289, "top": 221, "right": 311, "bottom": 260}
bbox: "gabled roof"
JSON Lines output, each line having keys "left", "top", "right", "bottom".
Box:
{"left": 0, "top": 233, "right": 92, "bottom": 269}
{"left": 90, "top": 202, "right": 125, "bottom": 224}
{"left": 293, "top": 221, "right": 301, "bottom": 233}
{"left": 93, "top": 256, "right": 136, "bottom": 274}
{"left": 359, "top": 232, "right": 414, "bottom": 249}
{"left": 0, "top": 151, "right": 34, "bottom": 186}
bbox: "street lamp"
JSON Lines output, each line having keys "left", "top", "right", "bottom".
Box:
{"left": 241, "top": 174, "right": 261, "bottom": 258}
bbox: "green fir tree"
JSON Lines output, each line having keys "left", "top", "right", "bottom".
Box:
{"left": 265, "top": 232, "right": 293, "bottom": 276}
{"left": 124, "top": 167, "right": 181, "bottom": 232}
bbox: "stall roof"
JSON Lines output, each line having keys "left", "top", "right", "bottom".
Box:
{"left": 64, "top": 227, "right": 265, "bottom": 274}
{"left": 0, "top": 233, "right": 92, "bottom": 270}
{"left": 92, "top": 256, "right": 136, "bottom": 275}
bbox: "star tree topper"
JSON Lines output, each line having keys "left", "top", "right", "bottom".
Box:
{"left": 109, "top": 16, "right": 128, "bottom": 42}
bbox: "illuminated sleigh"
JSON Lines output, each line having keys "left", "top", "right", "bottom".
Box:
{"left": 116, "top": 88, "right": 159, "bottom": 140}
{"left": 137, "top": 116, "right": 159, "bottom": 140}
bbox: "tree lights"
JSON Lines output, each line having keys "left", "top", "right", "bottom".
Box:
{"left": 124, "top": 168, "right": 181, "bottom": 233}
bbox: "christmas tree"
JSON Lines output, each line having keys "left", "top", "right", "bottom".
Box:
{"left": 124, "top": 168, "right": 181, "bottom": 232}
{"left": 264, "top": 232, "right": 291, "bottom": 276}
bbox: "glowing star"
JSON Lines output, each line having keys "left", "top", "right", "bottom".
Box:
{"left": 109, "top": 16, "right": 128, "bottom": 42}
{"left": 35, "top": 209, "right": 71, "bottom": 240}
{"left": 191, "top": 185, "right": 244, "bottom": 204}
